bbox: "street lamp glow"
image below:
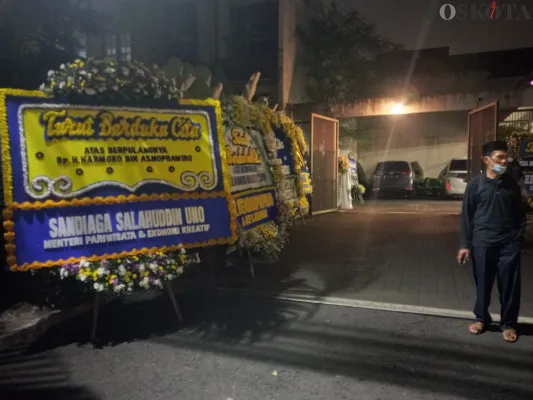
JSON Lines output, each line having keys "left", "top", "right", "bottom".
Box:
{"left": 390, "top": 103, "right": 405, "bottom": 114}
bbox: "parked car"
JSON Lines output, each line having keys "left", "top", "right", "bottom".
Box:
{"left": 371, "top": 161, "right": 417, "bottom": 197}
{"left": 443, "top": 158, "right": 468, "bottom": 197}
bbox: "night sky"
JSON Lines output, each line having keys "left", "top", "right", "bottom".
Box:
{"left": 347, "top": 0, "right": 533, "bottom": 54}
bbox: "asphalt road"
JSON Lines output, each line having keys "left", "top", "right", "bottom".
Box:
{"left": 1, "top": 293, "right": 532, "bottom": 400}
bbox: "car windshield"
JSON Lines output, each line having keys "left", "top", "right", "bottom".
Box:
{"left": 383, "top": 161, "right": 410, "bottom": 172}
{"left": 449, "top": 159, "right": 467, "bottom": 171}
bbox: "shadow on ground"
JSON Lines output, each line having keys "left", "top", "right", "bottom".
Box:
{"left": 0, "top": 345, "right": 100, "bottom": 400}
{"left": 154, "top": 295, "right": 533, "bottom": 400}
{"left": 29, "top": 292, "right": 320, "bottom": 349}
{"left": 28, "top": 291, "right": 533, "bottom": 400}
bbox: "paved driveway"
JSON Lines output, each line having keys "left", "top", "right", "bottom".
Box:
{"left": 217, "top": 200, "right": 533, "bottom": 318}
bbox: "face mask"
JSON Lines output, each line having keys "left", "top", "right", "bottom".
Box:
{"left": 493, "top": 164, "right": 507, "bottom": 175}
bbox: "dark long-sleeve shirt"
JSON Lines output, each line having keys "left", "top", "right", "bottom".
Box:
{"left": 459, "top": 173, "right": 527, "bottom": 249}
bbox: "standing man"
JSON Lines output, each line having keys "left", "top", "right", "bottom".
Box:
{"left": 457, "top": 140, "right": 526, "bottom": 343}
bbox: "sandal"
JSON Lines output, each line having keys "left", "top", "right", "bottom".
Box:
{"left": 503, "top": 329, "right": 518, "bottom": 343}
{"left": 468, "top": 321, "right": 485, "bottom": 335}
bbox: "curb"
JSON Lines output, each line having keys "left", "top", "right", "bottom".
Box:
{"left": 217, "top": 287, "right": 533, "bottom": 324}
{"left": 0, "top": 301, "right": 93, "bottom": 351}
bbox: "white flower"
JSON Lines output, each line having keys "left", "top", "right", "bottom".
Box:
{"left": 113, "top": 284, "right": 126, "bottom": 293}
{"left": 118, "top": 265, "right": 127, "bottom": 276}
{"left": 79, "top": 274, "right": 88, "bottom": 282}
{"left": 139, "top": 277, "right": 150, "bottom": 289}
{"left": 59, "top": 82, "right": 66, "bottom": 89}
{"left": 80, "top": 259, "right": 90, "bottom": 268}
{"left": 96, "top": 267, "right": 106, "bottom": 277}
{"left": 180, "top": 248, "right": 186, "bottom": 254}
{"left": 139, "top": 264, "right": 145, "bottom": 273}
{"left": 93, "top": 283, "right": 105, "bottom": 292}
{"left": 149, "top": 262, "right": 158, "bottom": 271}
{"left": 47, "top": 70, "right": 55, "bottom": 77}
{"left": 153, "top": 279, "right": 162, "bottom": 288}
{"left": 60, "top": 64, "right": 66, "bottom": 70}
{"left": 39, "top": 83, "right": 46, "bottom": 91}
{"left": 166, "top": 274, "right": 175, "bottom": 281}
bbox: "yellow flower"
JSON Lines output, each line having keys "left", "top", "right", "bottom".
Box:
{"left": 144, "top": 272, "right": 149, "bottom": 277}
{"left": 132, "top": 274, "right": 137, "bottom": 279}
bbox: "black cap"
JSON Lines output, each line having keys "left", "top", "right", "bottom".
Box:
{"left": 482, "top": 140, "right": 508, "bottom": 156}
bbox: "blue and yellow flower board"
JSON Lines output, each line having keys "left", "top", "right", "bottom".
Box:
{"left": 0, "top": 90, "right": 237, "bottom": 271}
{"left": 233, "top": 187, "right": 278, "bottom": 231}
{"left": 224, "top": 124, "right": 278, "bottom": 232}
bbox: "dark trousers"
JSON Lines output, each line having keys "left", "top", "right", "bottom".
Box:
{"left": 472, "top": 241, "right": 521, "bottom": 329}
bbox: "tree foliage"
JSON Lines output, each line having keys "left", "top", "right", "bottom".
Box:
{"left": 0, "top": 0, "right": 101, "bottom": 89}
{"left": 297, "top": 0, "right": 399, "bottom": 106}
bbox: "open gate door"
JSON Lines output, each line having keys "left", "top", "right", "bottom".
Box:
{"left": 467, "top": 102, "right": 498, "bottom": 180}
{"left": 310, "top": 113, "right": 339, "bottom": 215}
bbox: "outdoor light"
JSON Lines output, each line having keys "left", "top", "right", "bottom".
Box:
{"left": 529, "top": 80, "right": 533, "bottom": 86}
{"left": 390, "top": 103, "right": 405, "bottom": 114}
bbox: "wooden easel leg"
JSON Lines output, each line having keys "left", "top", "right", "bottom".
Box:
{"left": 246, "top": 249, "right": 255, "bottom": 279}
{"left": 209, "top": 259, "right": 215, "bottom": 293}
{"left": 207, "top": 247, "right": 217, "bottom": 294}
{"left": 298, "top": 208, "right": 306, "bottom": 225}
{"left": 166, "top": 282, "right": 183, "bottom": 322}
{"left": 90, "top": 293, "right": 100, "bottom": 342}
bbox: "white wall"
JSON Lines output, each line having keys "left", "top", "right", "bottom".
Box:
{"left": 351, "top": 111, "right": 468, "bottom": 179}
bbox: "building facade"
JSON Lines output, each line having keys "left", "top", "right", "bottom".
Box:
{"left": 333, "top": 47, "right": 533, "bottom": 179}
{"left": 84, "top": 0, "right": 303, "bottom": 107}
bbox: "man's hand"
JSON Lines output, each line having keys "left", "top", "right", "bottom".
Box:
{"left": 457, "top": 248, "right": 470, "bottom": 264}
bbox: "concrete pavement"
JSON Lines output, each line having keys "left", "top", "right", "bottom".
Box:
{"left": 359, "top": 199, "right": 463, "bottom": 214}
{"left": 216, "top": 200, "right": 533, "bottom": 319}
{"left": 4, "top": 294, "right": 532, "bottom": 400}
